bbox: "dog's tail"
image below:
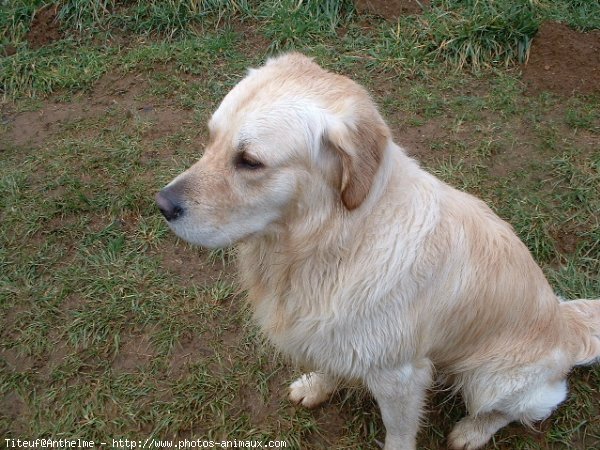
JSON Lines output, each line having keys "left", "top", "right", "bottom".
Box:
{"left": 560, "top": 299, "right": 600, "bottom": 366}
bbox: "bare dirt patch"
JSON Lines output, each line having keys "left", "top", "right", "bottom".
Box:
{"left": 0, "top": 392, "right": 28, "bottom": 434}
{"left": 26, "top": 4, "right": 62, "bottom": 49}
{"left": 523, "top": 22, "right": 600, "bottom": 96}
{"left": 112, "top": 332, "right": 156, "bottom": 373}
{"left": 395, "top": 118, "right": 448, "bottom": 162}
{"left": 236, "top": 374, "right": 285, "bottom": 426}
{"left": 158, "top": 245, "right": 228, "bottom": 287}
{"left": 3, "top": 101, "right": 103, "bottom": 147}
{"left": 355, "top": 0, "right": 430, "bottom": 19}
{"left": 1, "top": 73, "right": 145, "bottom": 147}
{"left": 168, "top": 333, "right": 213, "bottom": 377}
{"left": 1, "top": 72, "right": 194, "bottom": 149}
{"left": 0, "top": 347, "right": 35, "bottom": 373}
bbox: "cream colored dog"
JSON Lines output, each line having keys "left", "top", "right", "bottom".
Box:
{"left": 156, "top": 53, "right": 600, "bottom": 449}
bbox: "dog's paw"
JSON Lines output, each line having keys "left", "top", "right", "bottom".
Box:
{"left": 447, "top": 417, "right": 493, "bottom": 450}
{"left": 289, "top": 372, "right": 335, "bottom": 408}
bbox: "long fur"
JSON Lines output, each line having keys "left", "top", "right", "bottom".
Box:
{"left": 159, "top": 53, "right": 600, "bottom": 450}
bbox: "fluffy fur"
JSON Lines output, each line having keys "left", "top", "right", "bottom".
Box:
{"left": 157, "top": 53, "right": 600, "bottom": 449}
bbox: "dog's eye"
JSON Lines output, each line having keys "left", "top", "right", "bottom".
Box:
{"left": 235, "top": 152, "right": 264, "bottom": 170}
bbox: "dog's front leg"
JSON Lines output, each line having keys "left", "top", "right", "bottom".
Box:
{"left": 366, "top": 360, "right": 432, "bottom": 450}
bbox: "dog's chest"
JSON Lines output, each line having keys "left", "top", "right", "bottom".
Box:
{"left": 239, "top": 232, "right": 423, "bottom": 379}
{"left": 251, "top": 287, "right": 409, "bottom": 379}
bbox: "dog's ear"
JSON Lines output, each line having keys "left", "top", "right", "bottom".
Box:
{"left": 326, "top": 115, "right": 390, "bottom": 210}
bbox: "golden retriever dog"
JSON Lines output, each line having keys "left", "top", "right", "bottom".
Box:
{"left": 156, "top": 53, "right": 600, "bottom": 449}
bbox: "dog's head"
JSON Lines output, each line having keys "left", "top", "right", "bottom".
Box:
{"left": 156, "top": 53, "right": 391, "bottom": 248}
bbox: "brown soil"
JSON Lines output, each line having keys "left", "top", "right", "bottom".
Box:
{"left": 235, "top": 369, "right": 287, "bottom": 426}
{"left": 3, "top": 101, "right": 105, "bottom": 148}
{"left": 158, "top": 247, "right": 228, "bottom": 286}
{"left": 168, "top": 332, "right": 214, "bottom": 378}
{"left": 1, "top": 72, "right": 194, "bottom": 149}
{"left": 355, "top": 0, "right": 430, "bottom": 19}
{"left": 396, "top": 118, "right": 449, "bottom": 161}
{"left": 26, "top": 4, "right": 62, "bottom": 49}
{"left": 523, "top": 22, "right": 600, "bottom": 96}
{"left": 2, "top": 44, "right": 18, "bottom": 57}
{"left": 112, "top": 332, "right": 156, "bottom": 373}
{"left": 0, "top": 392, "right": 27, "bottom": 433}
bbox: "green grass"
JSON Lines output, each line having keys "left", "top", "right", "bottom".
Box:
{"left": 1, "top": 1, "right": 600, "bottom": 449}
{"left": 258, "top": 0, "right": 354, "bottom": 51}
{"left": 419, "top": 0, "right": 538, "bottom": 69}
{"left": 2, "top": 0, "right": 599, "bottom": 99}
{"left": 540, "top": 0, "right": 600, "bottom": 31}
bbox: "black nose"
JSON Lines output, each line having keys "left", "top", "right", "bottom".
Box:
{"left": 156, "top": 189, "right": 185, "bottom": 222}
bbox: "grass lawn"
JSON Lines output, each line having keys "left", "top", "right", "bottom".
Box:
{"left": 1, "top": 1, "right": 599, "bottom": 449}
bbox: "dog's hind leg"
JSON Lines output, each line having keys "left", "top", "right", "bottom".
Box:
{"left": 561, "top": 299, "right": 600, "bottom": 365}
{"left": 448, "top": 411, "right": 513, "bottom": 450}
{"left": 449, "top": 370, "right": 568, "bottom": 449}
{"left": 289, "top": 372, "right": 337, "bottom": 408}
